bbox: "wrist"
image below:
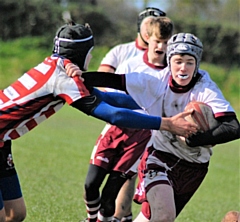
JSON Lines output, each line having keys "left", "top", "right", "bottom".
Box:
{"left": 159, "top": 117, "right": 169, "bottom": 131}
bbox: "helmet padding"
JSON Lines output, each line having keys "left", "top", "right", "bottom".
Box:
{"left": 167, "top": 33, "right": 203, "bottom": 76}
{"left": 53, "top": 22, "right": 94, "bottom": 71}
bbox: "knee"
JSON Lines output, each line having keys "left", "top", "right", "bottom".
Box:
{"left": 84, "top": 180, "right": 100, "bottom": 201}
{"left": 84, "top": 178, "right": 100, "bottom": 193}
{"left": 100, "top": 198, "right": 115, "bottom": 217}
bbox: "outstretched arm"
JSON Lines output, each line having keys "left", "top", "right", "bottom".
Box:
{"left": 65, "top": 62, "right": 126, "bottom": 91}
{"left": 71, "top": 95, "right": 198, "bottom": 137}
{"left": 82, "top": 72, "right": 126, "bottom": 91}
{"left": 91, "top": 88, "right": 141, "bottom": 110}
{"left": 93, "top": 101, "right": 198, "bottom": 137}
{"left": 66, "top": 63, "right": 198, "bottom": 136}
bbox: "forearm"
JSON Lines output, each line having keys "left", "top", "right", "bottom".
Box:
{"left": 92, "top": 101, "right": 161, "bottom": 129}
{"left": 71, "top": 96, "right": 160, "bottom": 129}
{"left": 82, "top": 72, "right": 126, "bottom": 91}
{"left": 186, "top": 116, "right": 240, "bottom": 147}
{"left": 91, "top": 88, "right": 141, "bottom": 110}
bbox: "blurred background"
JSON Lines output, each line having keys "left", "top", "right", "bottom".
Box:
{"left": 0, "top": 0, "right": 239, "bottom": 108}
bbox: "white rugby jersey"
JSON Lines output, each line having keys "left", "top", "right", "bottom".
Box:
{"left": 99, "top": 39, "right": 145, "bottom": 71}
{"left": 0, "top": 56, "right": 89, "bottom": 141}
{"left": 116, "top": 49, "right": 166, "bottom": 74}
{"left": 125, "top": 68, "right": 236, "bottom": 163}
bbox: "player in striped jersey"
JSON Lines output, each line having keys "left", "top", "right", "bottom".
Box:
{"left": 0, "top": 22, "right": 197, "bottom": 222}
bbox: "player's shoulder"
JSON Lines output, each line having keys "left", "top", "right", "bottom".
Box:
{"left": 123, "top": 53, "right": 143, "bottom": 64}
{"left": 111, "top": 41, "right": 136, "bottom": 51}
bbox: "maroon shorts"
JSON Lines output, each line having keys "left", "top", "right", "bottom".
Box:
{"left": 134, "top": 146, "right": 209, "bottom": 217}
{"left": 90, "top": 124, "right": 151, "bottom": 177}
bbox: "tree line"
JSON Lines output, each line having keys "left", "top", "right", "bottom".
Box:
{"left": 0, "top": 0, "right": 239, "bottom": 68}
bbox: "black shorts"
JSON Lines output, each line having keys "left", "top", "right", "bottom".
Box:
{"left": 0, "top": 140, "right": 17, "bottom": 178}
{"left": 0, "top": 141, "right": 22, "bottom": 210}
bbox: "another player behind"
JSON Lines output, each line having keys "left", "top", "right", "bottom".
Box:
{"left": 79, "top": 15, "right": 174, "bottom": 222}
{"left": 82, "top": 6, "right": 167, "bottom": 222}
{"left": 98, "top": 7, "right": 166, "bottom": 73}
{"left": 112, "top": 16, "right": 174, "bottom": 222}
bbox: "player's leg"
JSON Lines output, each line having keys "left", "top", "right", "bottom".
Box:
{"left": 4, "top": 197, "right": 26, "bottom": 222}
{"left": 83, "top": 123, "right": 118, "bottom": 222}
{"left": 0, "top": 190, "right": 6, "bottom": 222}
{"left": 0, "top": 141, "right": 26, "bottom": 222}
{"left": 84, "top": 164, "right": 108, "bottom": 222}
{"left": 114, "top": 129, "right": 151, "bottom": 222}
{"left": 97, "top": 171, "right": 128, "bottom": 222}
{"left": 2, "top": 175, "right": 26, "bottom": 222}
{"left": 133, "top": 201, "right": 150, "bottom": 222}
{"left": 147, "top": 184, "right": 175, "bottom": 222}
{"left": 0, "top": 210, "right": 5, "bottom": 222}
{"left": 114, "top": 175, "right": 137, "bottom": 222}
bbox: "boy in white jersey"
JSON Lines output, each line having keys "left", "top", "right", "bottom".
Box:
{"left": 98, "top": 7, "right": 166, "bottom": 73}
{"left": 0, "top": 21, "right": 197, "bottom": 222}
{"left": 131, "top": 34, "right": 240, "bottom": 222}
{"left": 69, "top": 16, "right": 173, "bottom": 222}
{"left": 68, "top": 33, "right": 240, "bottom": 222}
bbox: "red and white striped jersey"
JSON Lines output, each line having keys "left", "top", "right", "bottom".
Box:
{"left": 0, "top": 55, "right": 89, "bottom": 141}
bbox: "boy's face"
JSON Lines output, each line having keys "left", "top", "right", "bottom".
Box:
{"left": 147, "top": 33, "right": 168, "bottom": 63}
{"left": 170, "top": 54, "right": 196, "bottom": 86}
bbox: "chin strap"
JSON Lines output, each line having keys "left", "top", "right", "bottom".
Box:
{"left": 139, "top": 32, "right": 148, "bottom": 46}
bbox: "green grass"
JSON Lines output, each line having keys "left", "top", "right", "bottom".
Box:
{"left": 12, "top": 106, "right": 239, "bottom": 222}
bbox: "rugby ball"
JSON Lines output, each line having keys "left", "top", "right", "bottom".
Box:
{"left": 184, "top": 101, "right": 219, "bottom": 132}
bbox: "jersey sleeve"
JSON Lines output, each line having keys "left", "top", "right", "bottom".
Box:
{"left": 53, "top": 59, "right": 90, "bottom": 105}
{"left": 192, "top": 70, "right": 235, "bottom": 117}
{"left": 99, "top": 45, "right": 121, "bottom": 70}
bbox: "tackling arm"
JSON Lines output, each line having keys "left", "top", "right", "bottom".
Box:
{"left": 91, "top": 88, "right": 141, "bottom": 110}
{"left": 82, "top": 72, "right": 126, "bottom": 91}
{"left": 71, "top": 94, "right": 161, "bottom": 130}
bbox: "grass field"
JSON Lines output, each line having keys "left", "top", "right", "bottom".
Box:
{"left": 12, "top": 105, "right": 239, "bottom": 222}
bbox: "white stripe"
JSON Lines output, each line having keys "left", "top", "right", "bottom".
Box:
{"left": 56, "top": 36, "right": 93, "bottom": 43}
{"left": 34, "top": 62, "right": 51, "bottom": 75}
{"left": 3, "top": 86, "right": 20, "bottom": 100}
{"left": 18, "top": 73, "right": 37, "bottom": 90}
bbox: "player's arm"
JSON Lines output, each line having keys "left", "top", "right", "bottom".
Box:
{"left": 65, "top": 64, "right": 125, "bottom": 91}
{"left": 82, "top": 71, "right": 126, "bottom": 91}
{"left": 186, "top": 115, "right": 240, "bottom": 147}
{"left": 71, "top": 94, "right": 198, "bottom": 137}
{"left": 91, "top": 88, "right": 140, "bottom": 109}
